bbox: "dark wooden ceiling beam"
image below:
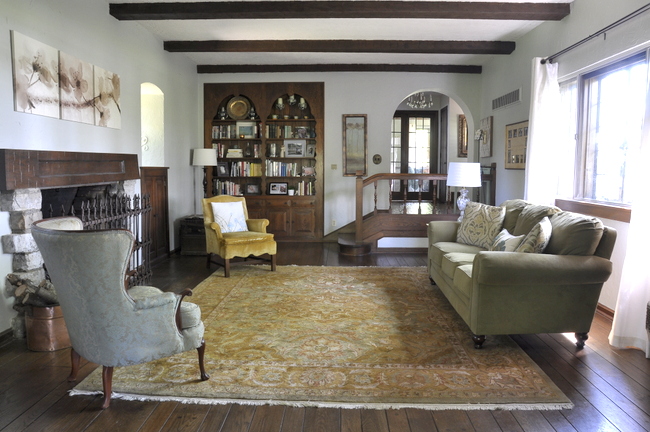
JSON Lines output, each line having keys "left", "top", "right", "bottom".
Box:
{"left": 196, "top": 64, "right": 482, "bottom": 74}
{"left": 110, "top": 2, "right": 570, "bottom": 21}
{"left": 165, "top": 40, "right": 515, "bottom": 55}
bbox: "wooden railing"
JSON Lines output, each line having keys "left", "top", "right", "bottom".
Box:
{"left": 354, "top": 172, "right": 452, "bottom": 243}
{"left": 353, "top": 163, "right": 496, "bottom": 245}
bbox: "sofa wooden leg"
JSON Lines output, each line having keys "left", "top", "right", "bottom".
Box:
{"left": 271, "top": 254, "right": 277, "bottom": 272}
{"left": 575, "top": 332, "right": 589, "bottom": 349}
{"left": 197, "top": 339, "right": 210, "bottom": 381}
{"left": 472, "top": 334, "right": 486, "bottom": 349}
{"left": 101, "top": 366, "right": 114, "bottom": 409}
{"left": 429, "top": 277, "right": 436, "bottom": 286}
{"left": 206, "top": 253, "right": 212, "bottom": 269}
{"left": 224, "top": 259, "right": 231, "bottom": 277}
{"left": 68, "top": 348, "right": 80, "bottom": 382}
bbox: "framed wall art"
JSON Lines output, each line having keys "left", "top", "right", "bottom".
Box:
{"left": 457, "top": 114, "right": 468, "bottom": 158}
{"left": 342, "top": 114, "right": 367, "bottom": 176}
{"left": 478, "top": 116, "right": 493, "bottom": 158}
{"left": 505, "top": 120, "right": 528, "bottom": 169}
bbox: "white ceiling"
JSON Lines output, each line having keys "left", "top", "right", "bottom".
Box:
{"left": 108, "top": 0, "right": 574, "bottom": 67}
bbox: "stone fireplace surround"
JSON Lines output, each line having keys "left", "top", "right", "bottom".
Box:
{"left": 0, "top": 150, "right": 140, "bottom": 338}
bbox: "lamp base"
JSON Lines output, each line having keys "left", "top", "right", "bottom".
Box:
{"left": 456, "top": 187, "right": 470, "bottom": 221}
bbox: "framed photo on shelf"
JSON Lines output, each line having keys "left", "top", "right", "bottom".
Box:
{"left": 306, "top": 143, "right": 316, "bottom": 157}
{"left": 268, "top": 182, "right": 288, "bottom": 195}
{"left": 216, "top": 162, "right": 229, "bottom": 177}
{"left": 284, "top": 139, "right": 306, "bottom": 157}
{"left": 342, "top": 114, "right": 367, "bottom": 176}
{"left": 245, "top": 183, "right": 261, "bottom": 195}
{"left": 302, "top": 166, "right": 315, "bottom": 176}
{"left": 505, "top": 120, "right": 528, "bottom": 169}
{"left": 236, "top": 121, "right": 256, "bottom": 139}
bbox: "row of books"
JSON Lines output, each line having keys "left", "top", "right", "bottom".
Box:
{"left": 265, "top": 161, "right": 300, "bottom": 177}
{"left": 212, "top": 180, "right": 244, "bottom": 196}
{"left": 265, "top": 125, "right": 316, "bottom": 139}
{"left": 222, "top": 161, "right": 263, "bottom": 177}
{"left": 211, "top": 123, "right": 262, "bottom": 139}
{"left": 294, "top": 180, "right": 316, "bottom": 196}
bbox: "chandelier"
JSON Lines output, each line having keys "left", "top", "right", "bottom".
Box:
{"left": 406, "top": 92, "right": 435, "bottom": 109}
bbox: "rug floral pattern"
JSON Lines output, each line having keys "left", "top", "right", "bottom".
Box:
{"left": 73, "top": 266, "right": 572, "bottom": 409}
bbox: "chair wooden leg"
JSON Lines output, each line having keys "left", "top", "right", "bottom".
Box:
{"left": 575, "top": 332, "right": 589, "bottom": 349}
{"left": 197, "top": 339, "right": 210, "bottom": 381}
{"left": 101, "top": 366, "right": 114, "bottom": 409}
{"left": 271, "top": 254, "right": 277, "bottom": 272}
{"left": 68, "top": 348, "right": 80, "bottom": 382}
{"left": 206, "top": 253, "right": 212, "bottom": 269}
{"left": 224, "top": 259, "right": 231, "bottom": 277}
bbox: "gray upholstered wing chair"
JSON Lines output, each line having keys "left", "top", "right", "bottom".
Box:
{"left": 31, "top": 217, "right": 209, "bottom": 409}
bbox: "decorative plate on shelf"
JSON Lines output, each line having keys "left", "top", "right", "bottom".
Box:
{"left": 227, "top": 96, "right": 251, "bottom": 120}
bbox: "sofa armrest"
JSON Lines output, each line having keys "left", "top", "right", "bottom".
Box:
{"left": 427, "top": 221, "right": 460, "bottom": 244}
{"left": 473, "top": 251, "right": 613, "bottom": 285}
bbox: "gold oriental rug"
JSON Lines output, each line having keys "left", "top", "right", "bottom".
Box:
{"left": 71, "top": 266, "right": 572, "bottom": 410}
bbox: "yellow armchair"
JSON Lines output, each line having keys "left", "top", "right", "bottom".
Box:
{"left": 201, "top": 196, "right": 277, "bottom": 277}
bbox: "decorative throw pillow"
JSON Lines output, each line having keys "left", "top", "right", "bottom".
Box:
{"left": 211, "top": 201, "right": 248, "bottom": 233}
{"left": 515, "top": 216, "right": 552, "bottom": 253}
{"left": 456, "top": 202, "right": 506, "bottom": 249}
{"left": 489, "top": 228, "right": 525, "bottom": 252}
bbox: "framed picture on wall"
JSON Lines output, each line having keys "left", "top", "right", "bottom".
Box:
{"left": 505, "top": 120, "right": 528, "bottom": 169}
{"left": 342, "top": 114, "right": 368, "bottom": 176}
{"left": 458, "top": 115, "right": 468, "bottom": 158}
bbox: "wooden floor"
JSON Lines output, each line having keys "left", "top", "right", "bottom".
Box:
{"left": 1, "top": 242, "right": 649, "bottom": 432}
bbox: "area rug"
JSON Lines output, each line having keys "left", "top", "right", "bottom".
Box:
{"left": 71, "top": 266, "right": 572, "bottom": 410}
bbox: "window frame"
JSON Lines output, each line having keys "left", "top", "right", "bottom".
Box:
{"left": 566, "top": 49, "right": 647, "bottom": 220}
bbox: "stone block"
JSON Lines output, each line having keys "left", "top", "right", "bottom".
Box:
{"left": 13, "top": 251, "right": 44, "bottom": 272}
{"left": 12, "top": 316, "right": 26, "bottom": 339}
{"left": 9, "top": 210, "right": 43, "bottom": 233}
{"left": 0, "top": 189, "right": 42, "bottom": 212}
{"left": 1, "top": 233, "right": 38, "bottom": 254}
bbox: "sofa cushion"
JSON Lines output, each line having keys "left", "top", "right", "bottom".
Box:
{"left": 442, "top": 252, "right": 476, "bottom": 279}
{"left": 516, "top": 216, "right": 553, "bottom": 253}
{"left": 453, "top": 264, "right": 474, "bottom": 305}
{"left": 456, "top": 202, "right": 506, "bottom": 249}
{"left": 545, "top": 211, "right": 604, "bottom": 256}
{"left": 490, "top": 228, "right": 525, "bottom": 252}
{"left": 512, "top": 204, "right": 561, "bottom": 236}
{"left": 429, "top": 242, "right": 484, "bottom": 267}
{"left": 500, "top": 199, "right": 531, "bottom": 233}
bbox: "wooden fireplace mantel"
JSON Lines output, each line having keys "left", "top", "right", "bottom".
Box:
{"left": 0, "top": 150, "right": 140, "bottom": 191}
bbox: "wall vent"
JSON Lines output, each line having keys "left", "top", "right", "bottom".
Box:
{"left": 492, "top": 88, "right": 521, "bottom": 110}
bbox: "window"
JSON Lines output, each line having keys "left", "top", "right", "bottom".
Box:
{"left": 566, "top": 51, "right": 648, "bottom": 206}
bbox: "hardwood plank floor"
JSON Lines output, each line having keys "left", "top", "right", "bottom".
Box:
{"left": 1, "top": 243, "right": 648, "bottom": 432}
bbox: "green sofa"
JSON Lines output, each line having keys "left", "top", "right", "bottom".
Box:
{"left": 427, "top": 199, "right": 617, "bottom": 349}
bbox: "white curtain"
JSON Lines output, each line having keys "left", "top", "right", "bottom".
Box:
{"left": 609, "top": 61, "right": 650, "bottom": 358}
{"left": 524, "top": 58, "right": 563, "bottom": 205}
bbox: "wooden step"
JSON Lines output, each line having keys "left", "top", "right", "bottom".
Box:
{"left": 337, "top": 233, "right": 372, "bottom": 256}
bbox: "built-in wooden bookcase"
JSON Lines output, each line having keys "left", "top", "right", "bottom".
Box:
{"left": 203, "top": 82, "right": 324, "bottom": 239}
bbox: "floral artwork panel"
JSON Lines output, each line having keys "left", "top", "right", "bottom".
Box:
{"left": 93, "top": 66, "right": 121, "bottom": 129}
{"left": 59, "top": 51, "right": 94, "bottom": 124}
{"left": 11, "top": 31, "right": 60, "bottom": 119}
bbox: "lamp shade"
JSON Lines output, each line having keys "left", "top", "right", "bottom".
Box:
{"left": 192, "top": 148, "right": 217, "bottom": 166}
{"left": 447, "top": 162, "right": 482, "bottom": 187}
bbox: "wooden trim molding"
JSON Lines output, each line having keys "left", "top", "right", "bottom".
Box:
{"left": 110, "top": 2, "right": 571, "bottom": 21}
{"left": 198, "top": 64, "right": 482, "bottom": 74}
{"left": 0, "top": 150, "right": 140, "bottom": 191}
{"left": 555, "top": 199, "right": 631, "bottom": 223}
{"left": 165, "top": 40, "right": 516, "bottom": 55}
{"left": 597, "top": 303, "right": 615, "bottom": 321}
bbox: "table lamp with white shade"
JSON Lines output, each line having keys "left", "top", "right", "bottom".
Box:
{"left": 447, "top": 162, "right": 482, "bottom": 221}
{"left": 192, "top": 148, "right": 218, "bottom": 214}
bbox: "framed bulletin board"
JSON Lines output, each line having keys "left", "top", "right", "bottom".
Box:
{"left": 505, "top": 121, "right": 528, "bottom": 169}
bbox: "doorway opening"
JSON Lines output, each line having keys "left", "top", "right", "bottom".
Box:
{"left": 140, "top": 83, "right": 164, "bottom": 167}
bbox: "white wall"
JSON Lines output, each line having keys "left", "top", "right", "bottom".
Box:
{"left": 198, "top": 72, "right": 482, "bottom": 234}
{"left": 0, "top": 0, "right": 199, "bottom": 333}
{"left": 479, "top": 0, "right": 650, "bottom": 308}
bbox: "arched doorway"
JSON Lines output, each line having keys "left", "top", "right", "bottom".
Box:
{"left": 391, "top": 91, "right": 467, "bottom": 202}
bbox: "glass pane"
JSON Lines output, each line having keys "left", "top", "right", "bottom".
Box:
{"left": 583, "top": 59, "right": 646, "bottom": 204}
